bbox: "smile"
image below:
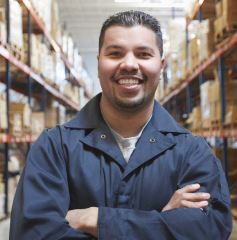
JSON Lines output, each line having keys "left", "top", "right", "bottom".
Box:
{"left": 118, "top": 79, "right": 140, "bottom": 85}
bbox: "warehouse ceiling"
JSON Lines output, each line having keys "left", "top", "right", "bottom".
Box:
{"left": 57, "top": 0, "right": 185, "bottom": 93}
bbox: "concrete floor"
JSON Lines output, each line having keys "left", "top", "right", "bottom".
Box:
{"left": 1, "top": 218, "right": 237, "bottom": 239}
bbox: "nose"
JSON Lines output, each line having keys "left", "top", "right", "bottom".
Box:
{"left": 119, "top": 53, "right": 139, "bottom": 72}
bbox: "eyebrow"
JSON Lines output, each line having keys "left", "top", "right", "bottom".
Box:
{"left": 104, "top": 45, "right": 123, "bottom": 51}
{"left": 104, "top": 45, "right": 155, "bottom": 52}
{"left": 136, "top": 46, "right": 155, "bottom": 53}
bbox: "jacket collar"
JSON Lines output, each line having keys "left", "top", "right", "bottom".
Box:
{"left": 64, "top": 93, "right": 189, "bottom": 135}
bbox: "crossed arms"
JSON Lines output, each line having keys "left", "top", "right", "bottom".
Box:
{"left": 66, "top": 183, "right": 211, "bottom": 237}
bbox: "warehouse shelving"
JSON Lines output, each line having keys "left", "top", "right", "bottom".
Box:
{"left": 0, "top": 133, "right": 37, "bottom": 144}
{"left": 0, "top": 45, "right": 80, "bottom": 111}
{"left": 160, "top": 31, "right": 237, "bottom": 105}
{"left": 160, "top": 0, "right": 237, "bottom": 187}
{"left": 192, "top": 127, "right": 237, "bottom": 139}
{"left": 19, "top": 0, "right": 92, "bottom": 99}
{"left": 0, "top": 0, "right": 92, "bottom": 220}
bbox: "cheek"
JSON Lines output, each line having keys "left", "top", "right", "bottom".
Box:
{"left": 98, "top": 59, "right": 118, "bottom": 76}
{"left": 142, "top": 64, "right": 162, "bottom": 80}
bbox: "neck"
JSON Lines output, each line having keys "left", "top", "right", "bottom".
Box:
{"left": 100, "top": 97, "right": 154, "bottom": 138}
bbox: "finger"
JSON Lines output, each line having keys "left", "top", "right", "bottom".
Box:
{"left": 178, "top": 184, "right": 200, "bottom": 193}
{"left": 183, "top": 192, "right": 211, "bottom": 201}
{"left": 181, "top": 200, "right": 209, "bottom": 208}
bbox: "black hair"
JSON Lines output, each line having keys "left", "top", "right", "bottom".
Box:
{"left": 98, "top": 10, "right": 163, "bottom": 56}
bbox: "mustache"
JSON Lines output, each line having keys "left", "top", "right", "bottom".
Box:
{"left": 112, "top": 72, "right": 147, "bottom": 81}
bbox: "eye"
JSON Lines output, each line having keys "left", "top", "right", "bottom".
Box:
{"left": 137, "top": 52, "right": 153, "bottom": 59}
{"left": 107, "top": 51, "right": 122, "bottom": 58}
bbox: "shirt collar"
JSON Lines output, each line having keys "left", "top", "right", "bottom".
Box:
{"left": 64, "top": 93, "right": 189, "bottom": 134}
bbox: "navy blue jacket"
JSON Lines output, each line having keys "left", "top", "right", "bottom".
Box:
{"left": 10, "top": 94, "right": 232, "bottom": 239}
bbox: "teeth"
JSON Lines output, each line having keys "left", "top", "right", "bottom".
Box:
{"left": 118, "top": 79, "right": 139, "bottom": 85}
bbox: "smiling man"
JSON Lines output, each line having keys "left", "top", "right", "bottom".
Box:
{"left": 10, "top": 11, "right": 232, "bottom": 239}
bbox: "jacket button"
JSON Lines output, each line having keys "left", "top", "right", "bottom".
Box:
{"left": 149, "top": 138, "right": 156, "bottom": 143}
{"left": 100, "top": 134, "right": 106, "bottom": 139}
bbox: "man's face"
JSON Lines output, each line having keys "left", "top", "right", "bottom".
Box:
{"left": 98, "top": 25, "right": 164, "bottom": 111}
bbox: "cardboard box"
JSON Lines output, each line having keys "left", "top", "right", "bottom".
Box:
{"left": 23, "top": 34, "right": 41, "bottom": 71}
{"left": 10, "top": 102, "right": 31, "bottom": 135}
{"left": 31, "top": 112, "right": 45, "bottom": 135}
{"left": 45, "top": 107, "right": 58, "bottom": 128}
{"left": 199, "top": 33, "right": 214, "bottom": 62}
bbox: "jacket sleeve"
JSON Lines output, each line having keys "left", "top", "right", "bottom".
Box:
{"left": 10, "top": 128, "right": 94, "bottom": 240}
{"left": 97, "top": 136, "right": 232, "bottom": 240}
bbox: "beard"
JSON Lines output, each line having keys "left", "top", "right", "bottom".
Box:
{"left": 111, "top": 91, "right": 145, "bottom": 110}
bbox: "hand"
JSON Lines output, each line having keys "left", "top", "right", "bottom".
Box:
{"left": 162, "top": 184, "right": 210, "bottom": 212}
{"left": 66, "top": 207, "right": 98, "bottom": 237}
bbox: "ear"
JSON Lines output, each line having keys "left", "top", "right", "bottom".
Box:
{"left": 161, "top": 58, "right": 165, "bottom": 69}
{"left": 97, "top": 54, "right": 100, "bottom": 78}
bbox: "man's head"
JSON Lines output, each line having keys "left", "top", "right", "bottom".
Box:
{"left": 98, "top": 11, "right": 164, "bottom": 114}
{"left": 99, "top": 10, "right": 163, "bottom": 57}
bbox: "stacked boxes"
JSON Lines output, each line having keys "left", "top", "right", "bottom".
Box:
{"left": 200, "top": 77, "right": 237, "bottom": 127}
{"left": 187, "top": 21, "right": 200, "bottom": 73}
{"left": 0, "top": 0, "right": 23, "bottom": 49}
{"left": 31, "top": 112, "right": 45, "bottom": 136}
{"left": 214, "top": 0, "right": 237, "bottom": 42}
{"left": 10, "top": 102, "right": 31, "bottom": 136}
{"left": 51, "top": 0, "right": 61, "bottom": 44}
{"left": 23, "top": 34, "right": 41, "bottom": 72}
{"left": 165, "top": 19, "right": 186, "bottom": 90}
{"left": 30, "top": 0, "right": 52, "bottom": 33}
{"left": 198, "top": 19, "right": 214, "bottom": 62}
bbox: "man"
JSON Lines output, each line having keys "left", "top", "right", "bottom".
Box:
{"left": 10, "top": 11, "right": 232, "bottom": 239}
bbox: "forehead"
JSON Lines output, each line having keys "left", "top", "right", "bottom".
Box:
{"left": 102, "top": 25, "right": 159, "bottom": 50}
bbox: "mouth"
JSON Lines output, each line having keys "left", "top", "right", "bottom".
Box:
{"left": 115, "top": 76, "right": 144, "bottom": 86}
{"left": 118, "top": 78, "right": 140, "bottom": 85}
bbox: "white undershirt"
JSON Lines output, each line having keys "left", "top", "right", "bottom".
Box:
{"left": 108, "top": 116, "right": 152, "bottom": 162}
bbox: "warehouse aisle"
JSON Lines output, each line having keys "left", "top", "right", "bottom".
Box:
{"left": 0, "top": 0, "right": 237, "bottom": 239}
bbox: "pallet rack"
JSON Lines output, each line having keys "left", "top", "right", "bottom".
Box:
{"left": 0, "top": 0, "right": 92, "bottom": 219}
{"left": 161, "top": 0, "right": 237, "bottom": 198}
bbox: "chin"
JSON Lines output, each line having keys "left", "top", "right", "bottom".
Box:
{"left": 113, "top": 98, "right": 145, "bottom": 110}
